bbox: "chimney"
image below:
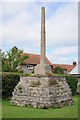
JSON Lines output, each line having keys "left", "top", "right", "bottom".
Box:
{"left": 73, "top": 61, "right": 77, "bottom": 66}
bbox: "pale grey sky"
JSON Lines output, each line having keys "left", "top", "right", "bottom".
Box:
{"left": 0, "top": 0, "right": 78, "bottom": 64}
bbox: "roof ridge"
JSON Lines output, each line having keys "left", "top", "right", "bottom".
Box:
{"left": 22, "top": 52, "right": 52, "bottom": 65}
{"left": 24, "top": 53, "right": 40, "bottom": 55}
{"left": 53, "top": 63, "right": 74, "bottom": 66}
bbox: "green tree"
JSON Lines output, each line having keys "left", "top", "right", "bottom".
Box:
{"left": 0, "top": 49, "right": 6, "bottom": 72}
{"left": 0, "top": 49, "right": 2, "bottom": 71}
{"left": 54, "top": 66, "right": 64, "bottom": 74}
{"left": 2, "top": 46, "right": 28, "bottom": 72}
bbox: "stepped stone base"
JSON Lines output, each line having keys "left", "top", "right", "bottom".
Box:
{"left": 11, "top": 76, "right": 73, "bottom": 108}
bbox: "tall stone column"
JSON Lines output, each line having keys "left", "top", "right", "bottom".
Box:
{"left": 40, "top": 7, "right": 46, "bottom": 65}
{"left": 34, "top": 7, "right": 52, "bottom": 75}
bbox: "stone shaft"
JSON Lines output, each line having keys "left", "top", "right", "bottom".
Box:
{"left": 34, "top": 7, "right": 52, "bottom": 75}
{"left": 40, "top": 7, "right": 46, "bottom": 64}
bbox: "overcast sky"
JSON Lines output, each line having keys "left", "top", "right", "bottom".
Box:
{"left": 0, "top": 0, "right": 78, "bottom": 64}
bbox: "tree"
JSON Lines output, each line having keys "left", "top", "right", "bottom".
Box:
{"left": 0, "top": 49, "right": 2, "bottom": 71}
{"left": 54, "top": 66, "right": 64, "bottom": 74}
{"left": 0, "top": 49, "right": 6, "bottom": 72}
{"left": 2, "top": 46, "right": 28, "bottom": 72}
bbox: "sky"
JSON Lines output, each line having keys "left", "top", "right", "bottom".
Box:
{"left": 0, "top": 0, "right": 78, "bottom": 65}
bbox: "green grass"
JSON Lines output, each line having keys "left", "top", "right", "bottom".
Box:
{"left": 2, "top": 95, "right": 78, "bottom": 118}
{"left": 0, "top": 99, "right": 2, "bottom": 119}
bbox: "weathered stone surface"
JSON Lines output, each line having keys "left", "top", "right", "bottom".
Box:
{"left": 34, "top": 7, "right": 52, "bottom": 76}
{"left": 11, "top": 76, "right": 73, "bottom": 108}
{"left": 34, "top": 64, "right": 52, "bottom": 76}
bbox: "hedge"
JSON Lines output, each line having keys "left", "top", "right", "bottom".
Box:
{"left": 66, "top": 75, "right": 78, "bottom": 95}
{"left": 0, "top": 75, "right": 2, "bottom": 98}
{"left": 1, "top": 72, "right": 78, "bottom": 99}
{"left": 2, "top": 73, "right": 20, "bottom": 99}
{"left": 77, "top": 83, "right": 80, "bottom": 94}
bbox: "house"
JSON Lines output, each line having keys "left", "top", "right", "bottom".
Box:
{"left": 69, "top": 62, "right": 80, "bottom": 94}
{"left": 20, "top": 53, "right": 76, "bottom": 74}
{"left": 20, "top": 53, "right": 53, "bottom": 74}
{"left": 69, "top": 62, "right": 80, "bottom": 75}
{"left": 52, "top": 63, "right": 76, "bottom": 74}
{"left": 69, "top": 62, "right": 80, "bottom": 78}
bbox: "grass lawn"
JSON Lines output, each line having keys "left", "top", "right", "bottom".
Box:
{"left": 0, "top": 99, "right": 2, "bottom": 119}
{"left": 2, "top": 95, "right": 78, "bottom": 118}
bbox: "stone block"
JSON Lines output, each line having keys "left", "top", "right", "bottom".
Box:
{"left": 34, "top": 64, "right": 52, "bottom": 75}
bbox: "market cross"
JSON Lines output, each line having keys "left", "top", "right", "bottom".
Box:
{"left": 34, "top": 7, "right": 52, "bottom": 75}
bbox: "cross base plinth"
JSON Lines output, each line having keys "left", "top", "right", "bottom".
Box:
{"left": 34, "top": 64, "right": 53, "bottom": 75}
{"left": 11, "top": 76, "right": 73, "bottom": 108}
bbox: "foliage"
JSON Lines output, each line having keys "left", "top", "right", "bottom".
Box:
{"left": 0, "top": 49, "right": 1, "bottom": 71}
{"left": 66, "top": 75, "right": 78, "bottom": 95}
{"left": 54, "top": 66, "right": 64, "bottom": 74}
{"left": 1, "top": 72, "right": 32, "bottom": 77}
{"left": 0, "top": 49, "right": 5, "bottom": 72}
{"left": 2, "top": 46, "right": 28, "bottom": 72}
{"left": 2, "top": 72, "right": 33, "bottom": 99}
{"left": 2, "top": 73, "right": 20, "bottom": 99}
{"left": 1, "top": 49, "right": 10, "bottom": 72}
{"left": 77, "top": 83, "right": 80, "bottom": 94}
{"left": 0, "top": 77, "right": 1, "bottom": 100}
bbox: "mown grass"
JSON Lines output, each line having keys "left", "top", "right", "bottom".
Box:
{"left": 0, "top": 99, "right": 2, "bottom": 119}
{"left": 2, "top": 95, "right": 79, "bottom": 118}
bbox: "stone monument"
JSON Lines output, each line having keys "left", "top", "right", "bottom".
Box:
{"left": 11, "top": 7, "right": 73, "bottom": 108}
{"left": 34, "top": 7, "right": 52, "bottom": 75}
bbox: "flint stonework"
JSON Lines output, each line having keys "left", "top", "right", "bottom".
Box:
{"left": 11, "top": 76, "right": 73, "bottom": 108}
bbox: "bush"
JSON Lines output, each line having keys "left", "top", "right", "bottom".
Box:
{"left": 77, "top": 83, "right": 80, "bottom": 94}
{"left": 0, "top": 75, "right": 2, "bottom": 98}
{"left": 2, "top": 73, "right": 20, "bottom": 99}
{"left": 66, "top": 75, "right": 78, "bottom": 95}
{"left": 54, "top": 66, "right": 64, "bottom": 74}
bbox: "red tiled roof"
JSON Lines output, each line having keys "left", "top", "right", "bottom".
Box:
{"left": 52, "top": 64, "right": 76, "bottom": 72}
{"left": 22, "top": 53, "right": 52, "bottom": 65}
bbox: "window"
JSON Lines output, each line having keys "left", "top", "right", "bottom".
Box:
{"left": 26, "top": 65, "right": 34, "bottom": 69}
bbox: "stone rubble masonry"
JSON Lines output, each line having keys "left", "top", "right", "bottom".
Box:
{"left": 11, "top": 76, "right": 73, "bottom": 108}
